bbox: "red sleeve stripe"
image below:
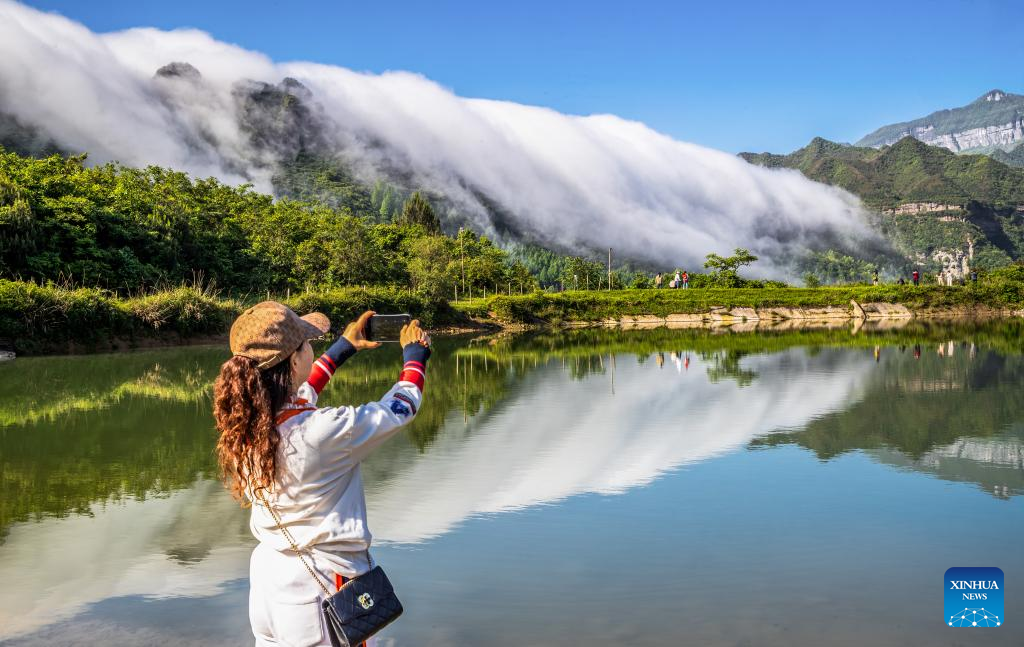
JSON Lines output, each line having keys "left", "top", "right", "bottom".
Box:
{"left": 314, "top": 357, "right": 335, "bottom": 376}
{"left": 319, "top": 354, "right": 337, "bottom": 371}
{"left": 402, "top": 365, "right": 425, "bottom": 379}
{"left": 308, "top": 355, "right": 337, "bottom": 394}
{"left": 404, "top": 360, "right": 425, "bottom": 370}
{"left": 399, "top": 365, "right": 426, "bottom": 391}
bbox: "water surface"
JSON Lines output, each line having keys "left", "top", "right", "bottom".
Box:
{"left": 1, "top": 323, "right": 1022, "bottom": 645}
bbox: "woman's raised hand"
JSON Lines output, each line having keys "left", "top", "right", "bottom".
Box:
{"left": 343, "top": 311, "right": 382, "bottom": 351}
{"left": 400, "top": 319, "right": 431, "bottom": 348}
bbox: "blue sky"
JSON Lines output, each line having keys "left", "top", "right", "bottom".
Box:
{"left": 23, "top": 0, "right": 1024, "bottom": 153}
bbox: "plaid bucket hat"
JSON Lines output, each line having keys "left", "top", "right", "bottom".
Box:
{"left": 229, "top": 301, "right": 330, "bottom": 369}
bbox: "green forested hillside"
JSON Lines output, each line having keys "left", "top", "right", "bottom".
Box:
{"left": 991, "top": 142, "right": 1024, "bottom": 168}
{"left": 741, "top": 136, "right": 1024, "bottom": 273}
{"left": 271, "top": 153, "right": 376, "bottom": 219}
{"left": 741, "top": 136, "right": 1024, "bottom": 209}
{"left": 0, "top": 147, "right": 537, "bottom": 297}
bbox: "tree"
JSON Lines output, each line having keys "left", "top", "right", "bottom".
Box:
{"left": 703, "top": 248, "right": 759, "bottom": 287}
{"left": 630, "top": 272, "right": 652, "bottom": 289}
{"left": 406, "top": 236, "right": 455, "bottom": 300}
{"left": 398, "top": 191, "right": 440, "bottom": 233}
{"left": 560, "top": 256, "right": 604, "bottom": 290}
{"left": 0, "top": 172, "right": 37, "bottom": 272}
{"left": 0, "top": 148, "right": 606, "bottom": 298}
{"left": 511, "top": 243, "right": 567, "bottom": 287}
{"left": 799, "top": 250, "right": 876, "bottom": 284}
{"left": 507, "top": 260, "right": 538, "bottom": 293}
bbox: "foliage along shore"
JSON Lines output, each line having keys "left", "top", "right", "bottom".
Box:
{"left": 0, "top": 280, "right": 473, "bottom": 355}
{"left": 456, "top": 272, "right": 1024, "bottom": 326}
{"left": 6, "top": 269, "right": 1024, "bottom": 355}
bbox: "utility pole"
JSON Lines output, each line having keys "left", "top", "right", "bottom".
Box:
{"left": 608, "top": 248, "right": 612, "bottom": 291}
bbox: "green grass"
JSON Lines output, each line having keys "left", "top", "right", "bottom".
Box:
{"left": 459, "top": 284, "right": 1024, "bottom": 324}
{"left": 0, "top": 281, "right": 240, "bottom": 353}
{"left": 0, "top": 280, "right": 468, "bottom": 354}
{"left": 6, "top": 275, "right": 1024, "bottom": 355}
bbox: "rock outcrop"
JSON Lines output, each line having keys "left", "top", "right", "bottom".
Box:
{"left": 857, "top": 89, "right": 1024, "bottom": 153}
{"left": 882, "top": 202, "right": 962, "bottom": 215}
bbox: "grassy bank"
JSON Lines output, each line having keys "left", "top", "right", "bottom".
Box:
{"left": 457, "top": 282, "right": 1024, "bottom": 324}
{"left": 0, "top": 280, "right": 464, "bottom": 354}
{"left": 6, "top": 274, "right": 1024, "bottom": 355}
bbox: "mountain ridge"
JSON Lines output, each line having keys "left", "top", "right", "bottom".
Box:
{"left": 740, "top": 136, "right": 1024, "bottom": 208}
{"left": 856, "top": 89, "right": 1024, "bottom": 154}
{"left": 740, "top": 136, "right": 1024, "bottom": 276}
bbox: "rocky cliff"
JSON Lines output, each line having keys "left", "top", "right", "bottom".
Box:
{"left": 857, "top": 90, "right": 1024, "bottom": 153}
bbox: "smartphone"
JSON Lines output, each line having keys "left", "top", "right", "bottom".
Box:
{"left": 365, "top": 314, "right": 411, "bottom": 342}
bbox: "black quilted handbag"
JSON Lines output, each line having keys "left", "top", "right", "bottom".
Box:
{"left": 322, "top": 565, "right": 403, "bottom": 647}
{"left": 260, "top": 495, "right": 403, "bottom": 646}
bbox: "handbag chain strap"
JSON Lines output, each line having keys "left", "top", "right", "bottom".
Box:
{"left": 257, "top": 491, "right": 334, "bottom": 597}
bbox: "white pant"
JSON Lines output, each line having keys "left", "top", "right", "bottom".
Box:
{"left": 249, "top": 543, "right": 377, "bottom": 647}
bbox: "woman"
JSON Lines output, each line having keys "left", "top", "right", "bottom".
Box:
{"left": 213, "top": 302, "right": 431, "bottom": 646}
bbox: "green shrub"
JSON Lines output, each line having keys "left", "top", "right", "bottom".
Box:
{"left": 286, "top": 286, "right": 459, "bottom": 328}
{"left": 123, "top": 286, "right": 240, "bottom": 336}
{"left": 0, "top": 280, "right": 130, "bottom": 352}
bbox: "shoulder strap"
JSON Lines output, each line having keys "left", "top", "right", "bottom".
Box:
{"left": 257, "top": 491, "right": 333, "bottom": 597}
{"left": 256, "top": 490, "right": 375, "bottom": 594}
{"left": 261, "top": 399, "right": 373, "bottom": 592}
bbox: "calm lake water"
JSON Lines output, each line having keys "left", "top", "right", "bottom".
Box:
{"left": 1, "top": 322, "right": 1023, "bottom": 646}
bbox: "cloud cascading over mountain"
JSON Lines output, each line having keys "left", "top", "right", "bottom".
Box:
{"left": 0, "top": 0, "right": 882, "bottom": 276}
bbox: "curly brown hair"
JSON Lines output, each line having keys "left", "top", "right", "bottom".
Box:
{"left": 213, "top": 354, "right": 294, "bottom": 505}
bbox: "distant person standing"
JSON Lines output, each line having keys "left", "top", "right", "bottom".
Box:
{"left": 872, "top": 271, "right": 879, "bottom": 286}
{"left": 912, "top": 270, "right": 920, "bottom": 286}
{"left": 673, "top": 270, "right": 682, "bottom": 289}
{"left": 682, "top": 271, "right": 689, "bottom": 289}
{"left": 970, "top": 270, "right": 978, "bottom": 284}
{"left": 898, "top": 277, "right": 906, "bottom": 285}
{"left": 655, "top": 273, "right": 663, "bottom": 289}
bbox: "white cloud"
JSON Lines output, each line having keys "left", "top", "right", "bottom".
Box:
{"left": 0, "top": 0, "right": 879, "bottom": 277}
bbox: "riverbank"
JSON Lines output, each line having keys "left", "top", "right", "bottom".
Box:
{"left": 5, "top": 279, "right": 1024, "bottom": 355}
{"left": 455, "top": 284, "right": 1024, "bottom": 327}
{"left": 0, "top": 280, "right": 471, "bottom": 355}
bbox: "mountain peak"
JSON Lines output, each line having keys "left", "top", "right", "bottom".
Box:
{"left": 975, "top": 89, "right": 1008, "bottom": 103}
{"left": 155, "top": 62, "right": 201, "bottom": 82}
{"left": 805, "top": 137, "right": 845, "bottom": 154}
{"left": 857, "top": 88, "right": 1024, "bottom": 153}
